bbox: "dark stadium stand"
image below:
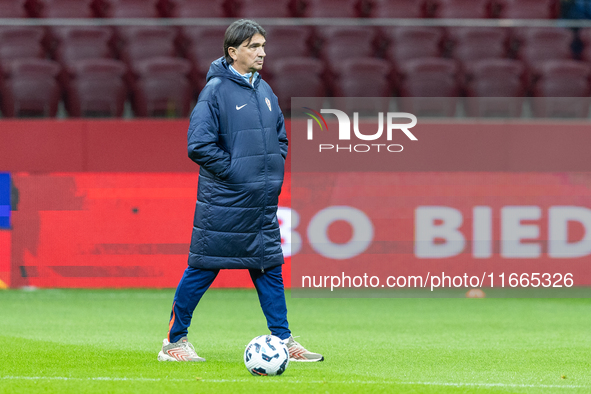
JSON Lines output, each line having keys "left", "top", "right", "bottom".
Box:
{"left": 0, "top": 0, "right": 587, "bottom": 118}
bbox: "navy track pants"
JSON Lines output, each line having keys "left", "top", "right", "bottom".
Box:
{"left": 167, "top": 265, "right": 291, "bottom": 343}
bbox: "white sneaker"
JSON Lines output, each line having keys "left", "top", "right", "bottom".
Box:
{"left": 284, "top": 336, "right": 324, "bottom": 362}
{"left": 157, "top": 337, "right": 205, "bottom": 362}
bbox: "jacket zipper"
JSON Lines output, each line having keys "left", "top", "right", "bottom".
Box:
{"left": 254, "top": 85, "right": 267, "bottom": 273}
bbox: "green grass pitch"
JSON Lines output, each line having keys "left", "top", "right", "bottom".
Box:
{"left": 0, "top": 288, "right": 590, "bottom": 393}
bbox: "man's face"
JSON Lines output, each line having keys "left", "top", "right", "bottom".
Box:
{"left": 229, "top": 33, "right": 266, "bottom": 75}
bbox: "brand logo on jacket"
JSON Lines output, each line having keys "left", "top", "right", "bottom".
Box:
{"left": 236, "top": 104, "right": 247, "bottom": 110}
{"left": 265, "top": 97, "right": 272, "bottom": 112}
{"left": 303, "top": 108, "right": 418, "bottom": 153}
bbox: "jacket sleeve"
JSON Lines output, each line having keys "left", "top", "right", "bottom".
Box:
{"left": 276, "top": 110, "right": 288, "bottom": 160}
{"left": 187, "top": 98, "right": 231, "bottom": 178}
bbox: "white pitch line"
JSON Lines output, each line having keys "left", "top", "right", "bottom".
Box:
{"left": 0, "top": 376, "right": 587, "bottom": 389}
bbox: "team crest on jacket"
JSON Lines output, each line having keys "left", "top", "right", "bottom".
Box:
{"left": 265, "top": 97, "right": 272, "bottom": 111}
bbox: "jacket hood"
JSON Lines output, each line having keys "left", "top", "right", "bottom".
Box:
{"left": 206, "top": 57, "right": 260, "bottom": 89}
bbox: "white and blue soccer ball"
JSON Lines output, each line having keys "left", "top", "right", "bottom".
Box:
{"left": 244, "top": 335, "right": 289, "bottom": 376}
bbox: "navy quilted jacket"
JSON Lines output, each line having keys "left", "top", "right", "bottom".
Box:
{"left": 187, "top": 57, "right": 288, "bottom": 270}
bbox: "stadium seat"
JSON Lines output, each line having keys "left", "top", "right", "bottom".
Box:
{"left": 0, "top": 59, "right": 61, "bottom": 117}
{"left": 368, "top": 0, "right": 426, "bottom": 18}
{"left": 267, "top": 57, "right": 325, "bottom": 112}
{"left": 264, "top": 26, "right": 311, "bottom": 59}
{"left": 261, "top": 26, "right": 313, "bottom": 83}
{"left": 132, "top": 57, "right": 192, "bottom": 117}
{"left": 0, "top": 0, "right": 27, "bottom": 17}
{"left": 464, "top": 59, "right": 525, "bottom": 117}
{"left": 235, "top": 0, "right": 292, "bottom": 17}
{"left": 531, "top": 60, "right": 591, "bottom": 118}
{"left": 398, "top": 57, "right": 459, "bottom": 117}
{"left": 99, "top": 0, "right": 160, "bottom": 18}
{"left": 301, "top": 0, "right": 360, "bottom": 17}
{"left": 496, "top": 0, "right": 559, "bottom": 19}
{"left": 118, "top": 27, "right": 177, "bottom": 65}
{"left": 532, "top": 60, "right": 590, "bottom": 97}
{"left": 165, "top": 0, "right": 226, "bottom": 17}
{"left": 65, "top": 59, "right": 127, "bottom": 117}
{"left": 34, "top": 0, "right": 94, "bottom": 17}
{"left": 332, "top": 58, "right": 392, "bottom": 114}
{"left": 318, "top": 26, "right": 377, "bottom": 64}
{"left": 182, "top": 26, "right": 226, "bottom": 90}
{"left": 0, "top": 27, "right": 45, "bottom": 70}
{"left": 53, "top": 27, "right": 113, "bottom": 64}
{"left": 432, "top": 0, "right": 491, "bottom": 18}
{"left": 449, "top": 27, "right": 508, "bottom": 64}
{"left": 383, "top": 27, "right": 443, "bottom": 70}
{"left": 514, "top": 28, "right": 574, "bottom": 88}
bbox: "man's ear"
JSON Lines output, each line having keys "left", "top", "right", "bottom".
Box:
{"left": 228, "top": 47, "right": 237, "bottom": 62}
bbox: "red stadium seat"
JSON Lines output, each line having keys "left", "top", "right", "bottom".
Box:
{"left": 332, "top": 58, "right": 392, "bottom": 114}
{"left": 53, "top": 27, "right": 113, "bottom": 64}
{"left": 264, "top": 26, "right": 311, "bottom": 59}
{"left": 449, "top": 27, "right": 508, "bottom": 64}
{"left": 166, "top": 0, "right": 226, "bottom": 17}
{"left": 0, "top": 0, "right": 27, "bottom": 17}
{"left": 369, "top": 0, "right": 426, "bottom": 18}
{"left": 316, "top": 27, "right": 377, "bottom": 93}
{"left": 532, "top": 60, "right": 591, "bottom": 97}
{"left": 267, "top": 57, "right": 325, "bottom": 112}
{"left": 182, "top": 26, "right": 226, "bottom": 89}
{"left": 398, "top": 57, "right": 459, "bottom": 117}
{"left": 118, "top": 27, "right": 177, "bottom": 65}
{"left": 383, "top": 27, "right": 443, "bottom": 69}
{"left": 301, "top": 0, "right": 360, "bottom": 17}
{"left": 0, "top": 27, "right": 45, "bottom": 70}
{"left": 261, "top": 26, "right": 313, "bottom": 83}
{"left": 0, "top": 59, "right": 61, "bottom": 117}
{"left": 432, "top": 0, "right": 491, "bottom": 18}
{"left": 514, "top": 28, "right": 574, "bottom": 86}
{"left": 318, "top": 26, "right": 377, "bottom": 63}
{"left": 99, "top": 0, "right": 160, "bottom": 18}
{"left": 35, "top": 0, "right": 94, "bottom": 17}
{"left": 235, "top": 0, "right": 292, "bottom": 17}
{"left": 132, "top": 57, "right": 192, "bottom": 117}
{"left": 531, "top": 60, "right": 591, "bottom": 118}
{"left": 496, "top": 0, "right": 559, "bottom": 19}
{"left": 464, "top": 59, "right": 525, "bottom": 117}
{"left": 65, "top": 59, "right": 127, "bottom": 117}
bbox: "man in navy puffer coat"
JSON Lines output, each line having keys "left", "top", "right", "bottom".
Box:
{"left": 158, "top": 19, "right": 323, "bottom": 363}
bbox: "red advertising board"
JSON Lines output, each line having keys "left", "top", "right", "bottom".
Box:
{"left": 2, "top": 119, "right": 591, "bottom": 290}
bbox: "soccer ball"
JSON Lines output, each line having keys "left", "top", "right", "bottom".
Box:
{"left": 244, "top": 335, "right": 289, "bottom": 376}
